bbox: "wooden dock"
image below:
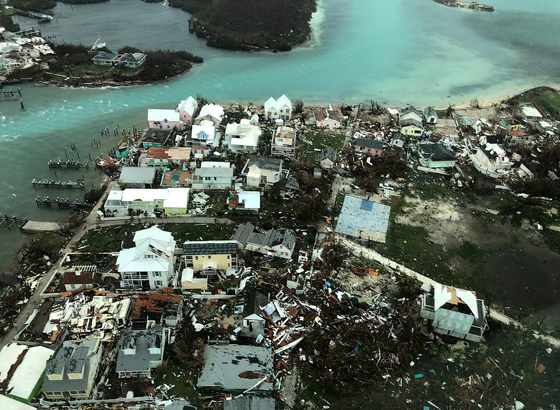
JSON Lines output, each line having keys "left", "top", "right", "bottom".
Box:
{"left": 21, "top": 221, "right": 61, "bottom": 233}
{"left": 32, "top": 178, "right": 85, "bottom": 189}
{"left": 35, "top": 196, "right": 91, "bottom": 210}
{"left": 48, "top": 159, "right": 89, "bottom": 170}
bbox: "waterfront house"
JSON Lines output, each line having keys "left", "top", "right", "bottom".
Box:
{"left": 177, "top": 96, "right": 198, "bottom": 124}
{"left": 424, "top": 106, "right": 438, "bottom": 124}
{"left": 116, "top": 226, "right": 176, "bottom": 290}
{"left": 264, "top": 95, "right": 292, "bottom": 121}
{"left": 271, "top": 126, "right": 296, "bottom": 158}
{"left": 148, "top": 109, "right": 182, "bottom": 130}
{"left": 0, "top": 343, "right": 54, "bottom": 403}
{"left": 354, "top": 138, "right": 384, "bottom": 157}
{"left": 131, "top": 294, "right": 183, "bottom": 328}
{"left": 118, "top": 52, "right": 147, "bottom": 68}
{"left": 195, "top": 103, "right": 224, "bottom": 126}
{"left": 183, "top": 240, "right": 238, "bottom": 275}
{"left": 315, "top": 105, "right": 344, "bottom": 130}
{"left": 420, "top": 283, "right": 487, "bottom": 342}
{"left": 400, "top": 118, "right": 424, "bottom": 137}
{"left": 400, "top": 106, "right": 423, "bottom": 125}
{"left": 105, "top": 187, "right": 190, "bottom": 217}
{"left": 224, "top": 119, "right": 262, "bottom": 152}
{"left": 139, "top": 129, "right": 174, "bottom": 148}
{"left": 244, "top": 226, "right": 296, "bottom": 260}
{"left": 116, "top": 329, "right": 166, "bottom": 378}
{"left": 42, "top": 335, "right": 102, "bottom": 400}
{"left": 189, "top": 162, "right": 234, "bottom": 191}
{"left": 145, "top": 147, "right": 192, "bottom": 168}
{"left": 227, "top": 190, "right": 261, "bottom": 213}
{"left": 197, "top": 345, "right": 273, "bottom": 392}
{"left": 191, "top": 120, "right": 216, "bottom": 147}
{"left": 468, "top": 142, "right": 512, "bottom": 179}
{"left": 119, "top": 166, "right": 156, "bottom": 188}
{"left": 418, "top": 143, "right": 456, "bottom": 168}
{"left": 91, "top": 51, "right": 117, "bottom": 66}
{"left": 0, "top": 56, "right": 22, "bottom": 74}
{"left": 62, "top": 270, "right": 98, "bottom": 291}
{"left": 319, "top": 146, "right": 337, "bottom": 169}
{"left": 242, "top": 156, "right": 283, "bottom": 187}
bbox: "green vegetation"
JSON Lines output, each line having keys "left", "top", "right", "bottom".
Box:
{"left": 300, "top": 131, "right": 345, "bottom": 165}
{"left": 506, "top": 86, "right": 560, "bottom": 120}
{"left": 169, "top": 0, "right": 317, "bottom": 51}
{"left": 9, "top": 0, "right": 56, "bottom": 11}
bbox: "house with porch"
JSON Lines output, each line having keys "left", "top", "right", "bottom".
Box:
{"left": 420, "top": 283, "right": 487, "bottom": 342}
{"left": 191, "top": 120, "right": 216, "bottom": 147}
{"left": 148, "top": 109, "right": 182, "bottom": 130}
{"left": 224, "top": 119, "right": 262, "bottom": 152}
{"left": 418, "top": 143, "right": 456, "bottom": 168}
{"left": 400, "top": 106, "right": 423, "bottom": 125}
{"left": 119, "top": 52, "right": 146, "bottom": 68}
{"left": 354, "top": 138, "right": 384, "bottom": 157}
{"left": 189, "top": 162, "right": 234, "bottom": 190}
{"left": 116, "top": 226, "right": 176, "bottom": 290}
{"left": 195, "top": 103, "right": 224, "bottom": 126}
{"left": 264, "top": 94, "right": 292, "bottom": 121}
{"left": 116, "top": 329, "right": 166, "bottom": 378}
{"left": 104, "top": 187, "right": 190, "bottom": 217}
{"left": 271, "top": 126, "right": 296, "bottom": 158}
{"left": 183, "top": 240, "right": 238, "bottom": 275}
{"left": 245, "top": 227, "right": 296, "bottom": 260}
{"left": 91, "top": 51, "right": 117, "bottom": 66}
{"left": 242, "top": 156, "right": 283, "bottom": 187}
{"left": 41, "top": 336, "right": 102, "bottom": 400}
{"left": 177, "top": 96, "right": 198, "bottom": 124}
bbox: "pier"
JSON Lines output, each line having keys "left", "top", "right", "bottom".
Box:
{"left": 0, "top": 216, "right": 28, "bottom": 230}
{"left": 0, "top": 216, "right": 62, "bottom": 232}
{"left": 35, "top": 196, "right": 91, "bottom": 210}
{"left": 32, "top": 178, "right": 85, "bottom": 189}
{"left": 48, "top": 159, "right": 89, "bottom": 170}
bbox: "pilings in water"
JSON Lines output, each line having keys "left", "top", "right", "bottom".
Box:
{"left": 48, "top": 159, "right": 89, "bottom": 170}
{"left": 31, "top": 178, "right": 85, "bottom": 189}
{"left": 35, "top": 196, "right": 90, "bottom": 209}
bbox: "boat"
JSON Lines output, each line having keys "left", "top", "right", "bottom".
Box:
{"left": 91, "top": 33, "right": 107, "bottom": 51}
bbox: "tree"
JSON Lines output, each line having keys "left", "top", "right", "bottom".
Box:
{"left": 293, "top": 100, "right": 304, "bottom": 115}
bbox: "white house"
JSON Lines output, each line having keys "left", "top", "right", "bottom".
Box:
{"left": 242, "top": 156, "right": 283, "bottom": 187}
{"left": 224, "top": 119, "right": 262, "bottom": 152}
{"left": 104, "top": 187, "right": 190, "bottom": 217}
{"left": 189, "top": 162, "right": 234, "bottom": 190}
{"left": 116, "top": 329, "right": 166, "bottom": 378}
{"left": 271, "top": 126, "right": 296, "bottom": 158}
{"left": 264, "top": 95, "right": 292, "bottom": 121}
{"left": 424, "top": 106, "right": 438, "bottom": 124}
{"left": 314, "top": 105, "right": 344, "bottom": 130}
{"left": 116, "top": 226, "right": 176, "bottom": 290}
{"left": 148, "top": 109, "right": 182, "bottom": 130}
{"left": 191, "top": 120, "right": 216, "bottom": 146}
{"left": 418, "top": 143, "right": 456, "bottom": 169}
{"left": 177, "top": 96, "right": 198, "bottom": 124}
{"left": 245, "top": 227, "right": 296, "bottom": 260}
{"left": 227, "top": 191, "right": 261, "bottom": 213}
{"left": 400, "top": 106, "right": 423, "bottom": 125}
{"left": 469, "top": 142, "right": 513, "bottom": 179}
{"left": 195, "top": 103, "right": 224, "bottom": 126}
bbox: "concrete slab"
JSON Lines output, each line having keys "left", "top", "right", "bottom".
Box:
{"left": 21, "top": 221, "right": 61, "bottom": 233}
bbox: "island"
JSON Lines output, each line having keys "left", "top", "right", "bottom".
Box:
{"left": 433, "top": 0, "right": 495, "bottom": 12}
{"left": 169, "top": 0, "right": 317, "bottom": 51}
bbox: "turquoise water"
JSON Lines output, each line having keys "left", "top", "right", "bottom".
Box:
{"left": 1, "top": 0, "right": 560, "bottom": 269}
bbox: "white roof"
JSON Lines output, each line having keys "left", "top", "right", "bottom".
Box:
{"left": 107, "top": 189, "right": 123, "bottom": 201}
{"left": 197, "top": 104, "right": 224, "bottom": 121}
{"left": 0, "top": 344, "right": 26, "bottom": 381}
{"left": 201, "top": 161, "right": 230, "bottom": 168}
{"left": 134, "top": 226, "right": 173, "bottom": 245}
{"left": 237, "top": 191, "right": 261, "bottom": 209}
{"left": 163, "top": 188, "right": 190, "bottom": 208}
{"left": 121, "top": 189, "right": 169, "bottom": 203}
{"left": 177, "top": 96, "right": 198, "bottom": 116}
{"left": 0, "top": 395, "right": 35, "bottom": 410}
{"left": 265, "top": 95, "right": 291, "bottom": 112}
{"left": 522, "top": 106, "right": 542, "bottom": 118}
{"left": 434, "top": 284, "right": 479, "bottom": 319}
{"left": 148, "top": 109, "right": 180, "bottom": 123}
{"left": 192, "top": 120, "right": 215, "bottom": 138}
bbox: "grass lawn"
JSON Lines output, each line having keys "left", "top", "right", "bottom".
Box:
{"left": 69, "top": 64, "right": 112, "bottom": 76}
{"left": 299, "top": 131, "right": 345, "bottom": 166}
{"left": 160, "top": 362, "right": 202, "bottom": 406}
{"left": 531, "top": 89, "right": 560, "bottom": 120}
{"left": 159, "top": 222, "right": 236, "bottom": 243}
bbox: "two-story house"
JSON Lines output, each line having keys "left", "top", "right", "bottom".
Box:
{"left": 469, "top": 142, "right": 512, "bottom": 178}
{"left": 176, "top": 96, "right": 198, "bottom": 124}
{"left": 116, "top": 329, "right": 166, "bottom": 378}
{"left": 41, "top": 336, "right": 103, "bottom": 400}
{"left": 271, "top": 126, "right": 296, "bottom": 158}
{"left": 224, "top": 119, "right": 262, "bottom": 152}
{"left": 418, "top": 143, "right": 456, "bottom": 169}
{"left": 148, "top": 109, "right": 182, "bottom": 130}
{"left": 242, "top": 156, "right": 283, "bottom": 188}
{"left": 195, "top": 103, "right": 224, "bottom": 126}
{"left": 145, "top": 147, "right": 192, "bottom": 168}
{"left": 116, "top": 226, "right": 176, "bottom": 290}
{"left": 191, "top": 120, "right": 216, "bottom": 147}
{"left": 104, "top": 187, "right": 190, "bottom": 216}
{"left": 232, "top": 223, "right": 296, "bottom": 260}
{"left": 181, "top": 240, "right": 238, "bottom": 290}
{"left": 189, "top": 162, "right": 234, "bottom": 191}
{"left": 354, "top": 138, "right": 384, "bottom": 157}
{"left": 264, "top": 95, "right": 292, "bottom": 121}
{"left": 314, "top": 105, "right": 344, "bottom": 130}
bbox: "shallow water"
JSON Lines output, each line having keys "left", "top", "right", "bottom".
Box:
{"left": 1, "top": 0, "right": 560, "bottom": 270}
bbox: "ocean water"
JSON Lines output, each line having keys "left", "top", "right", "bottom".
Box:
{"left": 1, "top": 0, "right": 560, "bottom": 270}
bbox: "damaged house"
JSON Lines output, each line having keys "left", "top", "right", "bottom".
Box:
{"left": 242, "top": 156, "right": 283, "bottom": 188}
{"left": 418, "top": 142, "right": 456, "bottom": 169}
{"left": 420, "top": 283, "right": 487, "bottom": 343}
{"left": 116, "top": 328, "right": 166, "bottom": 378}
{"left": 271, "top": 126, "right": 297, "bottom": 158}
{"left": 131, "top": 293, "right": 184, "bottom": 329}
{"left": 335, "top": 196, "right": 391, "bottom": 243}
{"left": 469, "top": 142, "right": 512, "bottom": 179}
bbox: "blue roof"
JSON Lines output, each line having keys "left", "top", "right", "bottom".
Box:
{"left": 335, "top": 196, "right": 391, "bottom": 241}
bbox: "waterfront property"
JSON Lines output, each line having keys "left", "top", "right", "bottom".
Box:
{"left": 314, "top": 105, "right": 344, "bottom": 130}
{"left": 264, "top": 95, "right": 292, "bottom": 121}
{"left": 177, "top": 96, "right": 198, "bottom": 124}
{"left": 195, "top": 103, "right": 224, "bottom": 126}
{"left": 91, "top": 51, "right": 117, "bottom": 66}
{"left": 420, "top": 283, "right": 487, "bottom": 343}
{"left": 418, "top": 143, "right": 456, "bottom": 168}
{"left": 469, "top": 143, "right": 512, "bottom": 178}
{"left": 242, "top": 156, "right": 283, "bottom": 187}
{"left": 197, "top": 345, "right": 273, "bottom": 392}
{"left": 104, "top": 187, "right": 190, "bottom": 216}
{"left": 140, "top": 129, "right": 174, "bottom": 148}
{"left": 148, "top": 109, "right": 182, "bottom": 130}
{"left": 335, "top": 196, "right": 391, "bottom": 243}
{"left": 0, "top": 343, "right": 54, "bottom": 403}
{"left": 400, "top": 106, "right": 423, "bottom": 124}
{"left": 191, "top": 120, "right": 217, "bottom": 147}
{"left": 116, "top": 329, "right": 166, "bottom": 378}
{"left": 42, "top": 336, "right": 103, "bottom": 400}
{"left": 224, "top": 119, "right": 262, "bottom": 152}
{"left": 119, "top": 52, "right": 147, "bottom": 68}
{"left": 145, "top": 147, "right": 192, "bottom": 168}
{"left": 424, "top": 106, "right": 438, "bottom": 124}
{"left": 189, "top": 162, "right": 234, "bottom": 191}
{"left": 119, "top": 166, "right": 157, "bottom": 188}
{"left": 117, "top": 226, "right": 176, "bottom": 290}
{"left": 354, "top": 138, "right": 384, "bottom": 157}
{"left": 271, "top": 126, "right": 296, "bottom": 158}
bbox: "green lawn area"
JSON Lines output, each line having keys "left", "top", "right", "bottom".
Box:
{"left": 299, "top": 131, "right": 345, "bottom": 165}
{"left": 159, "top": 222, "right": 236, "bottom": 243}
{"left": 69, "top": 64, "right": 112, "bottom": 76}
{"left": 531, "top": 89, "right": 560, "bottom": 120}
{"left": 160, "top": 362, "right": 203, "bottom": 406}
